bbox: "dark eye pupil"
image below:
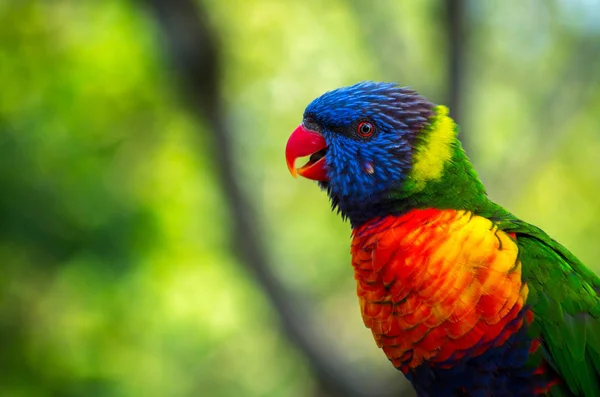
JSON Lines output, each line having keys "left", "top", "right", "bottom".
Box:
{"left": 359, "top": 123, "right": 372, "bottom": 135}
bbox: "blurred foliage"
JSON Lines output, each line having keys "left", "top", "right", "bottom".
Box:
{"left": 0, "top": 0, "right": 599, "bottom": 396}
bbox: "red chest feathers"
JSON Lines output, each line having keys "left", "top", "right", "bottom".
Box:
{"left": 350, "top": 208, "right": 528, "bottom": 373}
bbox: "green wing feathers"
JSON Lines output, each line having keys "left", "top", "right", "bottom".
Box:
{"left": 498, "top": 218, "right": 600, "bottom": 397}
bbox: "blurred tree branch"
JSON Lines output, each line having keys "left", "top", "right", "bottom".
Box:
{"left": 446, "top": 0, "right": 465, "bottom": 134}
{"left": 142, "top": 0, "right": 409, "bottom": 396}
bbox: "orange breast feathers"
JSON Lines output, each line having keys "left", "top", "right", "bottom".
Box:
{"left": 351, "top": 208, "right": 529, "bottom": 372}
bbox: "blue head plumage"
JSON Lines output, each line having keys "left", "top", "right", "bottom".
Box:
{"left": 302, "top": 81, "right": 434, "bottom": 226}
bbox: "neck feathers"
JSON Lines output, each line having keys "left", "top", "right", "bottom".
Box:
{"left": 407, "top": 105, "right": 457, "bottom": 192}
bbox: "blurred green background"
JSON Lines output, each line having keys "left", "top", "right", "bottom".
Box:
{"left": 1, "top": 0, "right": 599, "bottom": 396}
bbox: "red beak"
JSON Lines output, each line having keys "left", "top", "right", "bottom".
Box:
{"left": 285, "top": 124, "right": 329, "bottom": 181}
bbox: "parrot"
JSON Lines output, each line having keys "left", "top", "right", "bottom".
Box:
{"left": 284, "top": 81, "right": 600, "bottom": 397}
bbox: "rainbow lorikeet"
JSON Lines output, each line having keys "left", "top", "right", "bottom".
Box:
{"left": 285, "top": 82, "right": 600, "bottom": 397}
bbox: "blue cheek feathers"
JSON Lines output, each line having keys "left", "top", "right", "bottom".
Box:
{"left": 322, "top": 131, "right": 413, "bottom": 225}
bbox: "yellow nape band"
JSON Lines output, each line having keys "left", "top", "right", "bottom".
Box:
{"left": 410, "top": 105, "right": 456, "bottom": 190}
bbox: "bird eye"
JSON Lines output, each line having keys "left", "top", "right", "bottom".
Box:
{"left": 357, "top": 121, "right": 374, "bottom": 137}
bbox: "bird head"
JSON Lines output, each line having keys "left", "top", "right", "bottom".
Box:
{"left": 286, "top": 81, "right": 456, "bottom": 224}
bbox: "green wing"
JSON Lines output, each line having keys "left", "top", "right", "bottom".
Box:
{"left": 496, "top": 217, "right": 600, "bottom": 397}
